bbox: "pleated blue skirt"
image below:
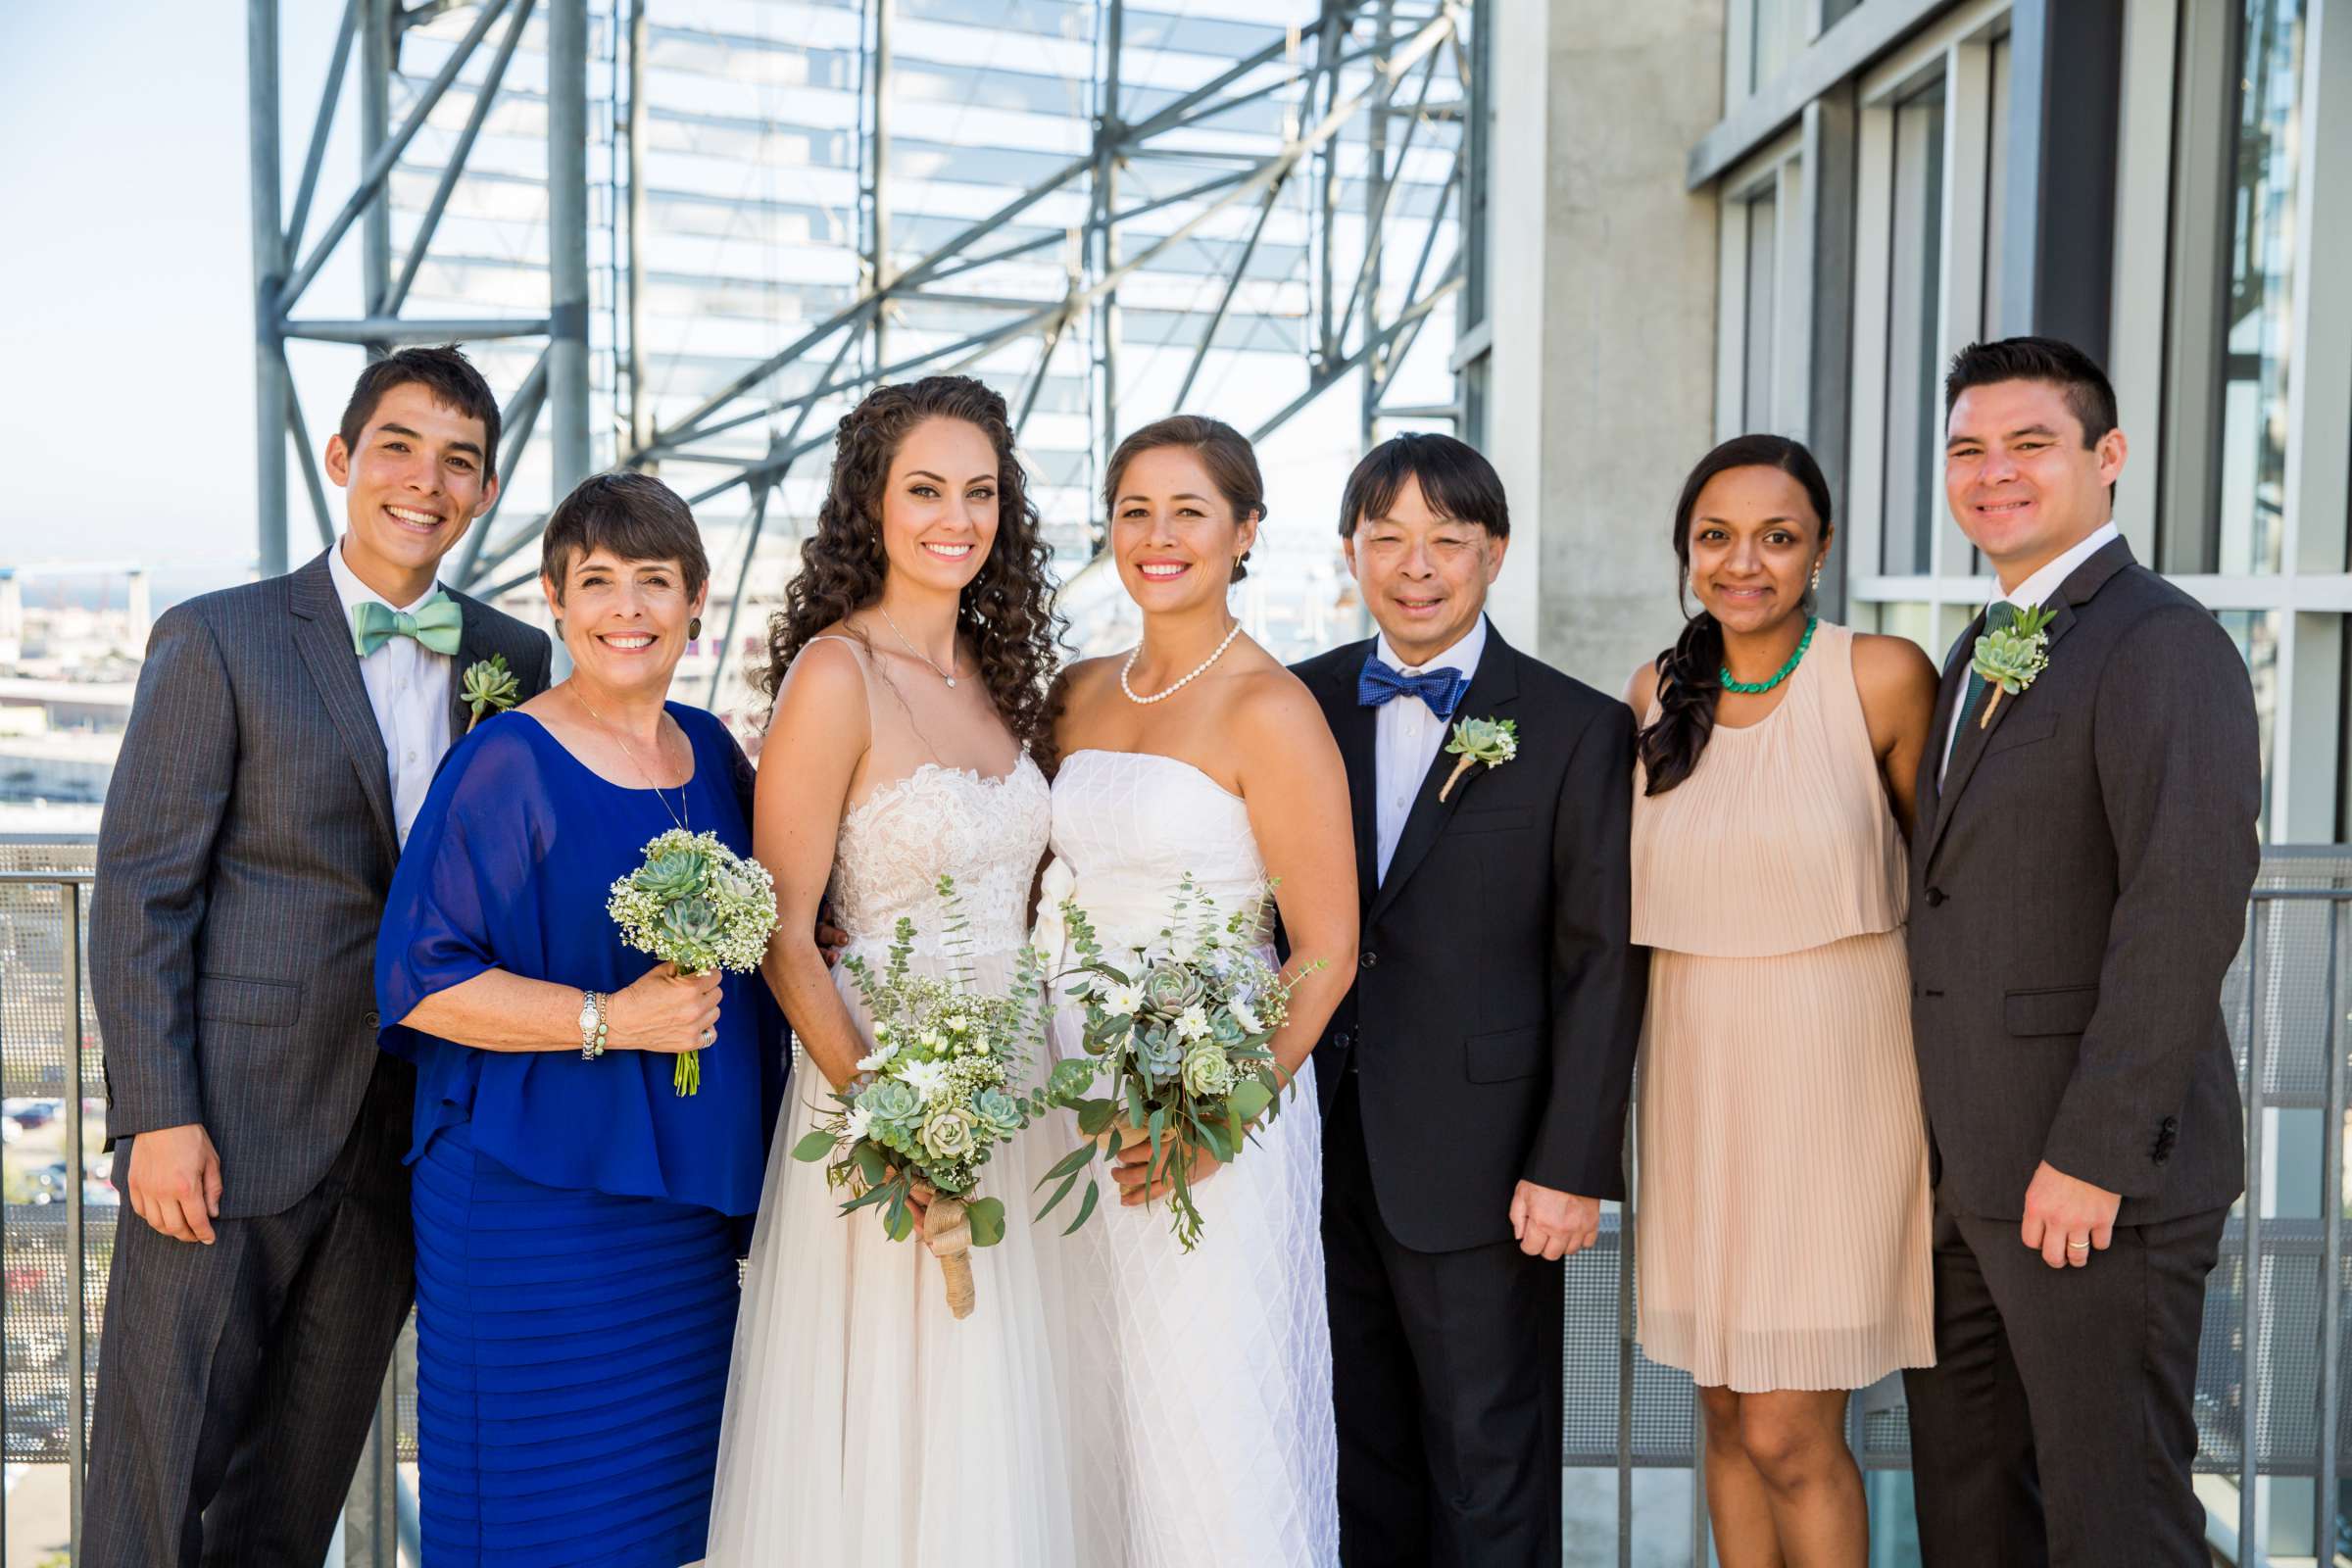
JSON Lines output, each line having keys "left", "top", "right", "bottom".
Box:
{"left": 412, "top": 1121, "right": 740, "bottom": 1567}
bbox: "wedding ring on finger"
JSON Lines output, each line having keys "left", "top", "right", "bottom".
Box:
{"left": 702, "top": 1027, "right": 716, "bottom": 1046}
{"left": 2066, "top": 1239, "right": 2091, "bottom": 1254}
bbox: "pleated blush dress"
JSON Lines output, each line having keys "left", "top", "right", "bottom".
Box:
{"left": 1629, "top": 621, "right": 1935, "bottom": 1393}
{"left": 376, "top": 706, "right": 784, "bottom": 1566}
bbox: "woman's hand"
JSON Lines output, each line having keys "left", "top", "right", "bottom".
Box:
{"left": 606, "top": 961, "right": 721, "bottom": 1054}
{"left": 1112, "top": 1137, "right": 1220, "bottom": 1206}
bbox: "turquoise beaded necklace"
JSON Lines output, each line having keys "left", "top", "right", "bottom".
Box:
{"left": 1719, "top": 614, "right": 1817, "bottom": 695}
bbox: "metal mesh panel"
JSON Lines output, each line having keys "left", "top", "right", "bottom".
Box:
{"left": 1561, "top": 1216, "right": 1697, "bottom": 1467}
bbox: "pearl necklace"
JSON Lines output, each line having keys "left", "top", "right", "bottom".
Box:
{"left": 1120, "top": 619, "right": 1244, "bottom": 705}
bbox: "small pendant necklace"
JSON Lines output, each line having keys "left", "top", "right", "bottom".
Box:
{"left": 1719, "top": 615, "right": 1818, "bottom": 696}
{"left": 877, "top": 604, "right": 958, "bottom": 688}
{"left": 1122, "top": 619, "right": 1244, "bottom": 705}
{"left": 575, "top": 690, "right": 689, "bottom": 832}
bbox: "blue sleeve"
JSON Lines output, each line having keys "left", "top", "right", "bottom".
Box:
{"left": 375, "top": 722, "right": 545, "bottom": 1059}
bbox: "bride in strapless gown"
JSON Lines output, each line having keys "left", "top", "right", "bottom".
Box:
{"left": 1040, "top": 416, "right": 1360, "bottom": 1568}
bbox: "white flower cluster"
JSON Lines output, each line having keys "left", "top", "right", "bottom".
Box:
{"left": 605, "top": 828, "right": 779, "bottom": 976}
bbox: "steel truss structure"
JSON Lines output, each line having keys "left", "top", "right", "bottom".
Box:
{"left": 249, "top": 0, "right": 1479, "bottom": 699}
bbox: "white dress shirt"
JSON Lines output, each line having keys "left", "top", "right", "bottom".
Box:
{"left": 1371, "top": 614, "right": 1490, "bottom": 882}
{"left": 1939, "top": 520, "right": 2120, "bottom": 782}
{"left": 328, "top": 537, "right": 455, "bottom": 844}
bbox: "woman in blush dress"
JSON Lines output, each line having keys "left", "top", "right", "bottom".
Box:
{"left": 1625, "top": 434, "right": 1940, "bottom": 1567}
{"left": 1042, "top": 415, "right": 1358, "bottom": 1568}
{"left": 705, "top": 375, "right": 1074, "bottom": 1566}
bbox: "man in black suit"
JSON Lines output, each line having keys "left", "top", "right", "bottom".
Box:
{"left": 86, "top": 347, "right": 553, "bottom": 1566}
{"left": 1293, "top": 433, "right": 1646, "bottom": 1567}
{"left": 1903, "top": 338, "right": 2260, "bottom": 1566}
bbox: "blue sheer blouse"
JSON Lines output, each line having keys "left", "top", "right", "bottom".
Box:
{"left": 375, "top": 702, "right": 783, "bottom": 1218}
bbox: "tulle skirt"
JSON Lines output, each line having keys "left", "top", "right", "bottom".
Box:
{"left": 704, "top": 952, "right": 1075, "bottom": 1566}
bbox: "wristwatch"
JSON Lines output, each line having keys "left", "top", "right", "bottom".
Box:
{"left": 577, "top": 990, "right": 610, "bottom": 1059}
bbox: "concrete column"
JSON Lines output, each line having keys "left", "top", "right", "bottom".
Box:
{"left": 125, "top": 569, "right": 152, "bottom": 651}
{"left": 1481, "top": 1, "right": 1725, "bottom": 693}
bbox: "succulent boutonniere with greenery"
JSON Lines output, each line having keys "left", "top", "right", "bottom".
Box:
{"left": 461, "top": 653, "right": 520, "bottom": 732}
{"left": 1439, "top": 715, "right": 1518, "bottom": 802}
{"left": 1971, "top": 605, "right": 2058, "bottom": 728}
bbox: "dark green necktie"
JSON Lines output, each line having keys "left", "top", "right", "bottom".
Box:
{"left": 1957, "top": 601, "right": 2019, "bottom": 731}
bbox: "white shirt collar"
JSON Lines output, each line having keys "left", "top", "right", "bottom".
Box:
{"left": 1376, "top": 612, "right": 1489, "bottom": 679}
{"left": 1992, "top": 521, "right": 2121, "bottom": 615}
{"left": 327, "top": 535, "right": 443, "bottom": 618}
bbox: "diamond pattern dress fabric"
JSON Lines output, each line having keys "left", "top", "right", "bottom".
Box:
{"left": 706, "top": 757, "right": 1076, "bottom": 1566}
{"left": 1045, "top": 749, "right": 1341, "bottom": 1567}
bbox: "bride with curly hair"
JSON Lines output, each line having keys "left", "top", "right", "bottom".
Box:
{"left": 706, "top": 375, "right": 1073, "bottom": 1563}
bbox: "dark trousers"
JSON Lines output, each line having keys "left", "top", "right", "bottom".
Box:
{"left": 1902, "top": 1196, "right": 2225, "bottom": 1568}
{"left": 83, "top": 1058, "right": 416, "bottom": 1568}
{"left": 1323, "top": 1075, "right": 1563, "bottom": 1568}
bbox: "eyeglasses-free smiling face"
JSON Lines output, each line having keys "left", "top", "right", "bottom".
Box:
{"left": 1684, "top": 465, "right": 1828, "bottom": 637}
{"left": 875, "top": 416, "right": 1002, "bottom": 595}
{"left": 1109, "top": 446, "right": 1259, "bottom": 612}
{"left": 545, "top": 550, "right": 706, "bottom": 697}
{"left": 324, "top": 380, "right": 499, "bottom": 595}
{"left": 1943, "top": 377, "right": 2126, "bottom": 586}
{"left": 1342, "top": 473, "right": 1505, "bottom": 669}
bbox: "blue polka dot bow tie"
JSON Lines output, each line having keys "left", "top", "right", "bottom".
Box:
{"left": 1357, "top": 654, "right": 1469, "bottom": 719}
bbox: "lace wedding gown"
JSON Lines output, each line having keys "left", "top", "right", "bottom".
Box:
{"left": 707, "top": 750, "right": 1073, "bottom": 1565}
{"left": 1042, "top": 749, "right": 1340, "bottom": 1567}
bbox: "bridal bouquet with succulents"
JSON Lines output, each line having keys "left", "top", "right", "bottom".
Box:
{"left": 1037, "top": 875, "right": 1319, "bottom": 1252}
{"left": 607, "top": 827, "right": 778, "bottom": 1096}
{"left": 791, "top": 876, "right": 1056, "bottom": 1319}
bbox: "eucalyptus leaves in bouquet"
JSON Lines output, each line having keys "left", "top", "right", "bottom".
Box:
{"left": 790, "top": 875, "right": 1056, "bottom": 1318}
{"left": 606, "top": 828, "right": 779, "bottom": 1094}
{"left": 1037, "top": 874, "right": 1320, "bottom": 1252}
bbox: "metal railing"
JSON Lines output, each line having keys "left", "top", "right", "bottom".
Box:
{"left": 1581, "top": 850, "right": 2352, "bottom": 1567}
{"left": 5, "top": 844, "right": 2349, "bottom": 1565}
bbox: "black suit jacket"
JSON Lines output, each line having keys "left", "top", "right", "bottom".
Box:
{"left": 92, "top": 548, "right": 554, "bottom": 1218}
{"left": 1294, "top": 627, "right": 1647, "bottom": 1253}
{"left": 1909, "top": 537, "right": 2258, "bottom": 1224}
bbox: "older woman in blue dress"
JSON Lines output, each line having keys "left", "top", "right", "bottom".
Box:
{"left": 376, "top": 472, "right": 782, "bottom": 1568}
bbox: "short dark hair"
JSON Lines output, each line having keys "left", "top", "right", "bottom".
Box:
{"left": 541, "top": 471, "right": 710, "bottom": 602}
{"left": 1338, "top": 431, "right": 1509, "bottom": 541}
{"left": 1942, "top": 336, "right": 2119, "bottom": 448}
{"left": 338, "top": 344, "right": 504, "bottom": 481}
{"left": 1103, "top": 415, "right": 1267, "bottom": 581}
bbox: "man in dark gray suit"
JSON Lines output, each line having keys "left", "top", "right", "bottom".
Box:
{"left": 85, "top": 346, "right": 553, "bottom": 1566}
{"left": 1903, "top": 337, "right": 2260, "bottom": 1567}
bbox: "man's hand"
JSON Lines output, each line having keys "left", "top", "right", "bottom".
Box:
{"left": 1510, "top": 1180, "right": 1599, "bottom": 1261}
{"left": 2020, "top": 1159, "right": 2122, "bottom": 1269}
{"left": 126, "top": 1122, "right": 223, "bottom": 1245}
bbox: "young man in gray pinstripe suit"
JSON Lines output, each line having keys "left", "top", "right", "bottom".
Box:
{"left": 84, "top": 347, "right": 552, "bottom": 1567}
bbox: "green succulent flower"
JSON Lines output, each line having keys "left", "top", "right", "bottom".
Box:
{"left": 657, "top": 896, "right": 719, "bottom": 950}
{"left": 1970, "top": 605, "right": 2059, "bottom": 726}
{"left": 635, "top": 848, "right": 709, "bottom": 903}
{"left": 460, "top": 654, "right": 521, "bottom": 732}
{"left": 972, "top": 1088, "right": 1026, "bottom": 1140}
{"left": 1181, "top": 1045, "right": 1237, "bottom": 1099}
{"left": 1143, "top": 960, "right": 1206, "bottom": 1014}
{"left": 919, "top": 1104, "right": 980, "bottom": 1162}
{"left": 1135, "top": 1024, "right": 1186, "bottom": 1086}
{"left": 859, "top": 1078, "right": 921, "bottom": 1132}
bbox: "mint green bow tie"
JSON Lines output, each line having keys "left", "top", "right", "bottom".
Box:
{"left": 350, "top": 594, "right": 463, "bottom": 658}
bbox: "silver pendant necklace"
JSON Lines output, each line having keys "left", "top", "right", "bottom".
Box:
{"left": 575, "top": 690, "right": 689, "bottom": 832}
{"left": 877, "top": 604, "right": 959, "bottom": 688}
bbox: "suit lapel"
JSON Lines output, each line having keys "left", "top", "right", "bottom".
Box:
{"left": 1318, "top": 641, "right": 1382, "bottom": 908}
{"left": 1368, "top": 630, "right": 1519, "bottom": 923}
{"left": 1924, "top": 536, "right": 2134, "bottom": 867}
{"left": 445, "top": 589, "right": 495, "bottom": 740}
{"left": 288, "top": 552, "right": 401, "bottom": 858}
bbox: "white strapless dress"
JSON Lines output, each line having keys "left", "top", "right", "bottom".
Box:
{"left": 707, "top": 758, "right": 1075, "bottom": 1566}
{"left": 1042, "top": 749, "right": 1340, "bottom": 1567}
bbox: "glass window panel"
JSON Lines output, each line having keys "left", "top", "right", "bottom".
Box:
{"left": 2217, "top": 0, "right": 2306, "bottom": 576}
{"left": 1872, "top": 600, "right": 1938, "bottom": 658}
{"left": 2217, "top": 609, "right": 2282, "bottom": 833}
{"left": 1883, "top": 81, "right": 1947, "bottom": 578}
{"left": 1752, "top": 0, "right": 1798, "bottom": 92}
{"left": 1984, "top": 33, "right": 2012, "bottom": 339}
{"left": 1743, "top": 188, "right": 1779, "bottom": 431}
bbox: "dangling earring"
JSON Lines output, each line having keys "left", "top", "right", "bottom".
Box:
{"left": 688, "top": 616, "right": 703, "bottom": 640}
{"left": 1810, "top": 562, "right": 1824, "bottom": 593}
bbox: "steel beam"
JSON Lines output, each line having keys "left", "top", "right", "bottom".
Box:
{"left": 871, "top": 0, "right": 894, "bottom": 372}
{"left": 251, "top": 0, "right": 289, "bottom": 577}
{"left": 284, "top": 316, "right": 553, "bottom": 345}
{"left": 627, "top": 0, "right": 650, "bottom": 456}
{"left": 547, "top": 0, "right": 591, "bottom": 496}
{"left": 385, "top": 0, "right": 537, "bottom": 315}
{"left": 284, "top": 0, "right": 360, "bottom": 263}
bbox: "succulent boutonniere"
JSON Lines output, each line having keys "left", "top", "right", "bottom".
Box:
{"left": 1971, "top": 605, "right": 2058, "bottom": 728}
{"left": 461, "top": 653, "right": 520, "bottom": 732}
{"left": 1439, "top": 715, "right": 1518, "bottom": 802}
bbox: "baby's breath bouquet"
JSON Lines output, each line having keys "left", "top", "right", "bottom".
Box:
{"left": 1037, "top": 875, "right": 1320, "bottom": 1252}
{"left": 606, "top": 828, "right": 778, "bottom": 1096}
{"left": 791, "top": 876, "right": 1055, "bottom": 1319}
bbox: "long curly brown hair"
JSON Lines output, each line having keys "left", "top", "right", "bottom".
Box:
{"left": 756, "top": 375, "right": 1063, "bottom": 755}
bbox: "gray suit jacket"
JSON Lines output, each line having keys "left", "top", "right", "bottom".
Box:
{"left": 92, "top": 549, "right": 552, "bottom": 1218}
{"left": 1908, "top": 537, "right": 2259, "bottom": 1225}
